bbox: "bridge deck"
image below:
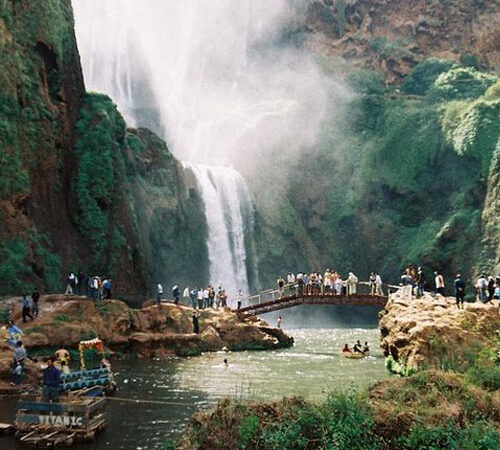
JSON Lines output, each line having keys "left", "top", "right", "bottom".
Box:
{"left": 239, "top": 293, "right": 388, "bottom": 316}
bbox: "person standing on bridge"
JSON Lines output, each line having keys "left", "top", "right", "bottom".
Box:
{"left": 375, "top": 273, "right": 384, "bottom": 295}
{"left": 347, "top": 272, "right": 358, "bottom": 295}
{"left": 369, "top": 272, "right": 376, "bottom": 295}
{"left": 287, "top": 272, "right": 295, "bottom": 286}
{"left": 277, "top": 276, "right": 285, "bottom": 298}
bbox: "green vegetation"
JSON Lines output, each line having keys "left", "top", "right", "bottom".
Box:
{"left": 401, "top": 58, "right": 456, "bottom": 95}
{"left": 171, "top": 370, "right": 500, "bottom": 449}
{"left": 0, "top": 232, "right": 61, "bottom": 294}
{"left": 73, "top": 93, "right": 127, "bottom": 269}
{"left": 256, "top": 59, "right": 500, "bottom": 287}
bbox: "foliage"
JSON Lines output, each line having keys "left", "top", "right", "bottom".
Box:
{"left": 397, "top": 422, "right": 500, "bottom": 450}
{"left": 401, "top": 58, "right": 457, "bottom": 96}
{"left": 369, "top": 36, "right": 415, "bottom": 61}
{"left": 238, "top": 414, "right": 260, "bottom": 449}
{"left": 430, "top": 67, "right": 497, "bottom": 101}
{"left": 385, "top": 356, "right": 416, "bottom": 377}
{"left": 346, "top": 70, "right": 386, "bottom": 95}
{"left": 0, "top": 239, "right": 32, "bottom": 293}
{"left": 73, "top": 93, "right": 127, "bottom": 270}
{"left": 54, "top": 313, "right": 71, "bottom": 323}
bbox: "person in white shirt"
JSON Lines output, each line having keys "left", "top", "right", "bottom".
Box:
{"left": 434, "top": 271, "right": 445, "bottom": 296}
{"left": 375, "top": 273, "right": 384, "bottom": 295}
{"left": 346, "top": 272, "right": 358, "bottom": 295}
{"left": 203, "top": 288, "right": 209, "bottom": 309}
{"left": 287, "top": 273, "right": 295, "bottom": 285}
{"left": 156, "top": 283, "right": 163, "bottom": 307}
{"left": 476, "top": 274, "right": 488, "bottom": 302}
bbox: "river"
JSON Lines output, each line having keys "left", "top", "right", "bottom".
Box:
{"left": 0, "top": 306, "right": 389, "bottom": 450}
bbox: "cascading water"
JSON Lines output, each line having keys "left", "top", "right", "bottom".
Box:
{"left": 73, "top": 0, "right": 329, "bottom": 295}
{"left": 183, "top": 163, "right": 257, "bottom": 293}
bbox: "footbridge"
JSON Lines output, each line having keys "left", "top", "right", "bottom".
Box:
{"left": 238, "top": 282, "right": 396, "bottom": 316}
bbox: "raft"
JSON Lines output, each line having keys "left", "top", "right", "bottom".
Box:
{"left": 342, "top": 351, "right": 369, "bottom": 359}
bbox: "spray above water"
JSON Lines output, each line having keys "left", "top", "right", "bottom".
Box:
{"left": 73, "top": 0, "right": 331, "bottom": 294}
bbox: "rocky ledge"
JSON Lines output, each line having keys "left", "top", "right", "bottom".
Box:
{"left": 0, "top": 295, "right": 293, "bottom": 388}
{"left": 379, "top": 292, "right": 499, "bottom": 370}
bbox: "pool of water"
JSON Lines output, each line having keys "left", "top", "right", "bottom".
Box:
{"left": 0, "top": 308, "right": 389, "bottom": 449}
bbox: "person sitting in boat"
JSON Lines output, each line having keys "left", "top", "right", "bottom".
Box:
{"left": 353, "top": 340, "right": 363, "bottom": 353}
{"left": 60, "top": 360, "right": 71, "bottom": 375}
{"left": 362, "top": 342, "right": 370, "bottom": 355}
{"left": 342, "top": 344, "right": 352, "bottom": 353}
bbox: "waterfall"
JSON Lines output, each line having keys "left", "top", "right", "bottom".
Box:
{"left": 73, "top": 0, "right": 329, "bottom": 294}
{"left": 183, "top": 163, "right": 257, "bottom": 294}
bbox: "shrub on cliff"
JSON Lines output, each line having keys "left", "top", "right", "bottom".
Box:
{"left": 73, "top": 93, "right": 127, "bottom": 271}
{"left": 430, "top": 67, "right": 498, "bottom": 101}
{"left": 401, "top": 58, "right": 456, "bottom": 96}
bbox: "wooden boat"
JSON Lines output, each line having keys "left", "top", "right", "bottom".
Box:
{"left": 15, "top": 390, "right": 106, "bottom": 446}
{"left": 342, "top": 351, "right": 370, "bottom": 359}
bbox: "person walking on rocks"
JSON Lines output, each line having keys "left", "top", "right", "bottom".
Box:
{"left": 156, "top": 283, "right": 163, "bottom": 307}
{"left": 65, "top": 272, "right": 77, "bottom": 295}
{"left": 190, "top": 288, "right": 198, "bottom": 309}
{"left": 235, "top": 290, "right": 243, "bottom": 310}
{"left": 197, "top": 288, "right": 204, "bottom": 309}
{"left": 454, "top": 274, "right": 466, "bottom": 309}
{"left": 434, "top": 271, "right": 445, "bottom": 296}
{"left": 21, "top": 294, "right": 33, "bottom": 323}
{"left": 192, "top": 313, "right": 199, "bottom": 334}
{"left": 417, "top": 267, "right": 425, "bottom": 298}
{"left": 172, "top": 284, "right": 180, "bottom": 304}
{"left": 31, "top": 288, "right": 40, "bottom": 317}
{"left": 476, "top": 274, "right": 488, "bottom": 302}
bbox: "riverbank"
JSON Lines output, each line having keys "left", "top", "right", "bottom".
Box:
{"left": 0, "top": 295, "right": 293, "bottom": 390}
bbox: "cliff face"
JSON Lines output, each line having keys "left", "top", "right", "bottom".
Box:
{"left": 303, "top": 0, "right": 500, "bottom": 82}
{"left": 0, "top": 0, "right": 85, "bottom": 293}
{"left": 0, "top": 2, "right": 208, "bottom": 298}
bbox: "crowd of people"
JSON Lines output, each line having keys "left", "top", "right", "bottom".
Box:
{"left": 64, "top": 272, "right": 113, "bottom": 301}
{"left": 275, "top": 270, "right": 384, "bottom": 297}
{"left": 156, "top": 283, "right": 232, "bottom": 309}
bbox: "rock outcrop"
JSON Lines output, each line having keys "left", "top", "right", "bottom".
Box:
{"left": 379, "top": 292, "right": 499, "bottom": 369}
{"left": 303, "top": 0, "right": 500, "bottom": 81}
{"left": 0, "top": 295, "right": 293, "bottom": 388}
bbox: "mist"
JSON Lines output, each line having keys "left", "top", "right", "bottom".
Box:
{"left": 72, "top": 0, "right": 342, "bottom": 176}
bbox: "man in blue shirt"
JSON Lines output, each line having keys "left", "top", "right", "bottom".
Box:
{"left": 22, "top": 294, "right": 33, "bottom": 323}
{"left": 42, "top": 358, "right": 61, "bottom": 403}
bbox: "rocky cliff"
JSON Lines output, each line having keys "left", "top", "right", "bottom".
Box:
{"left": 303, "top": 0, "right": 500, "bottom": 82}
{"left": 0, "top": 1, "right": 208, "bottom": 298}
{"left": 379, "top": 292, "right": 499, "bottom": 370}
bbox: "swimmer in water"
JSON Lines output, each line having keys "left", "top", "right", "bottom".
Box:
{"left": 223, "top": 358, "right": 228, "bottom": 367}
